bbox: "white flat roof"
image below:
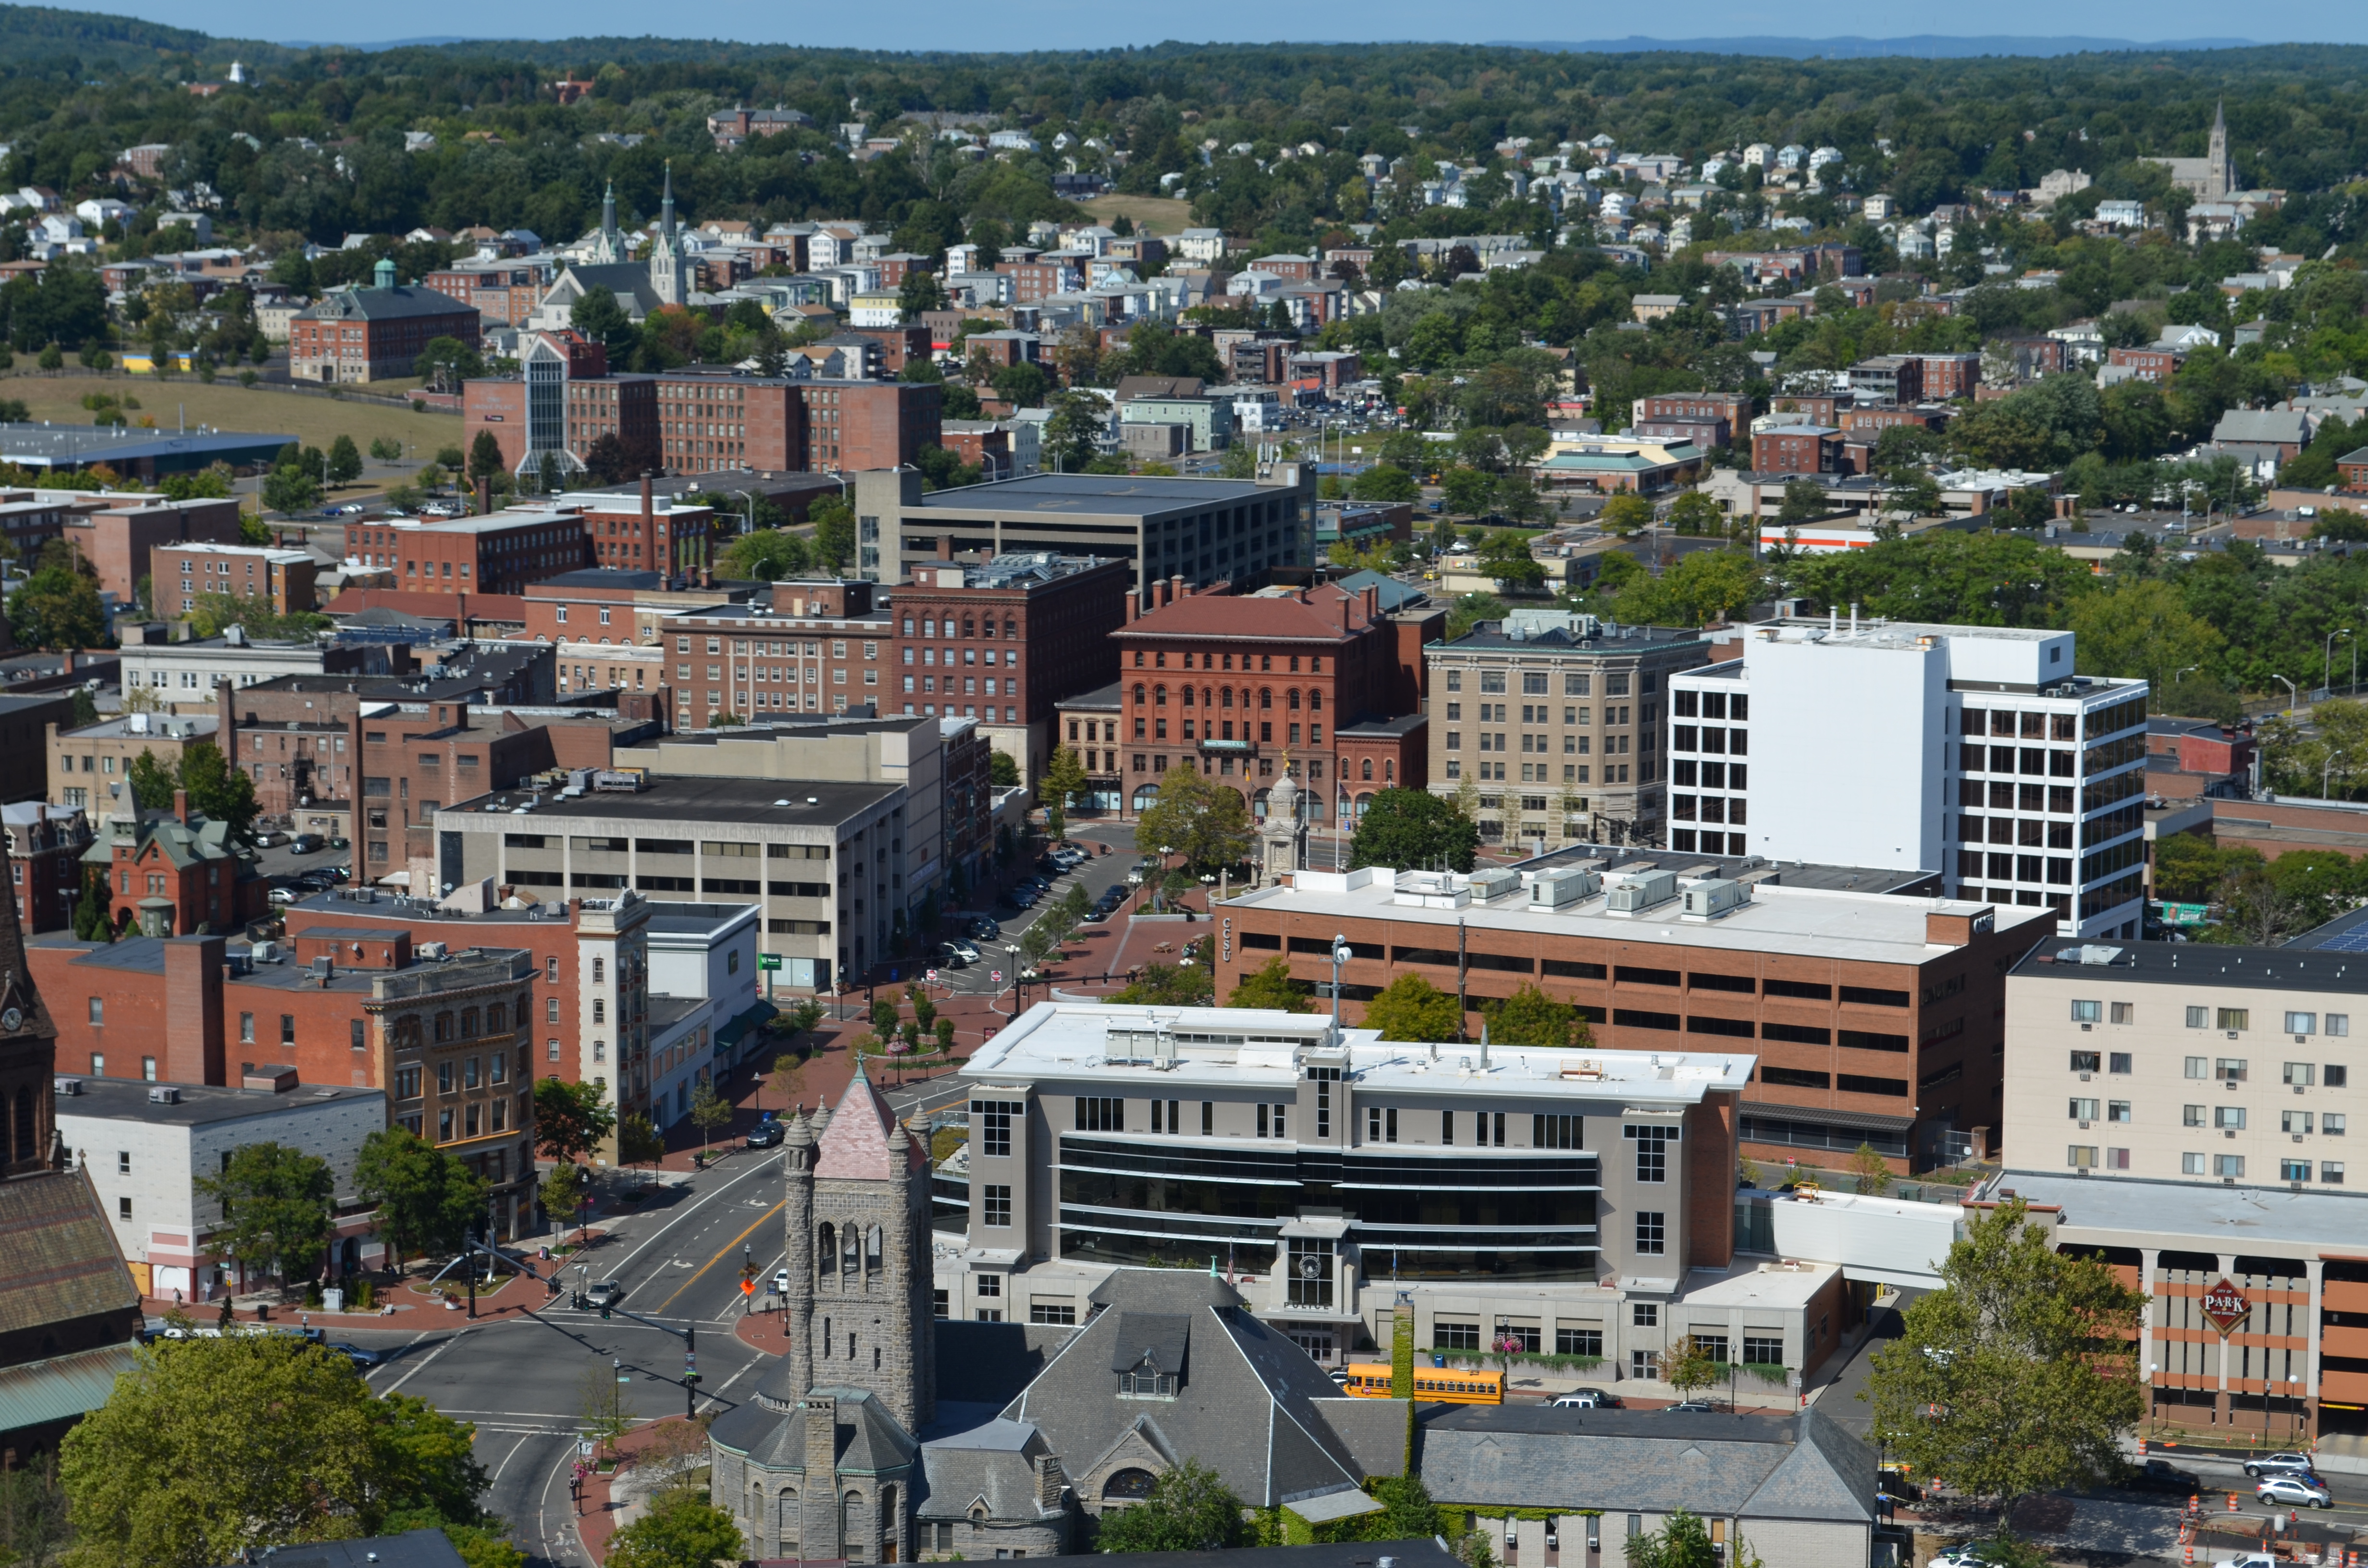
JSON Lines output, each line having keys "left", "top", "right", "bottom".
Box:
{"left": 1674, "top": 1260, "right": 1838, "bottom": 1310}
{"left": 2001, "top": 1172, "right": 2368, "bottom": 1256}
{"left": 1231, "top": 866, "right": 2047, "bottom": 968}
{"left": 960, "top": 1001, "right": 1754, "bottom": 1106}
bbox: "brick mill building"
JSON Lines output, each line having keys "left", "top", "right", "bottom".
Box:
{"left": 288, "top": 259, "right": 480, "bottom": 384}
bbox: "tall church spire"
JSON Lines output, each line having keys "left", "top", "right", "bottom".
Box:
{"left": 2208, "top": 100, "right": 2232, "bottom": 200}
{"left": 661, "top": 160, "right": 676, "bottom": 239}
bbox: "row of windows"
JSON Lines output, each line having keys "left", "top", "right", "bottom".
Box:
{"left": 1670, "top": 689, "right": 1746, "bottom": 720}
{"left": 2069, "top": 1004, "right": 2354, "bottom": 1037}
{"left": 2069, "top": 1148, "right": 2347, "bottom": 1183}
{"left": 1135, "top": 649, "right": 1323, "bottom": 672}
{"left": 1131, "top": 684, "right": 1321, "bottom": 710}
{"left": 1445, "top": 669, "right": 1637, "bottom": 698}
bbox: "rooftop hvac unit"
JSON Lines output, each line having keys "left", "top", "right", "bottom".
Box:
{"left": 1681, "top": 878, "right": 1752, "bottom": 919}
{"left": 250, "top": 941, "right": 283, "bottom": 963}
{"left": 418, "top": 941, "right": 448, "bottom": 960}
{"left": 1468, "top": 867, "right": 1520, "bottom": 903}
{"left": 1531, "top": 868, "right": 1601, "bottom": 909}
{"left": 1603, "top": 868, "right": 1678, "bottom": 913}
{"left": 53, "top": 1076, "right": 82, "bottom": 1095}
{"left": 148, "top": 1086, "right": 181, "bottom": 1105}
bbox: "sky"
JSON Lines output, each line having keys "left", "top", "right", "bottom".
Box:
{"left": 84, "top": 0, "right": 2368, "bottom": 51}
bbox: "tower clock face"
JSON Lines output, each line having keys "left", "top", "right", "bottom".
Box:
{"left": 1, "top": 1008, "right": 20, "bottom": 1032}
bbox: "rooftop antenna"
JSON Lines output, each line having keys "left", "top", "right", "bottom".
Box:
{"left": 1480, "top": 1021, "right": 1489, "bottom": 1072}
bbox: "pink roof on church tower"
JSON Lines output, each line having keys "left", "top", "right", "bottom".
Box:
{"left": 813, "top": 1057, "right": 924, "bottom": 1177}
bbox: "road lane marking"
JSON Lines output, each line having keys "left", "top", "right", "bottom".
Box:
{"left": 381, "top": 1327, "right": 469, "bottom": 1395}
{"left": 656, "top": 1201, "right": 786, "bottom": 1312}
{"left": 601, "top": 1155, "right": 781, "bottom": 1284}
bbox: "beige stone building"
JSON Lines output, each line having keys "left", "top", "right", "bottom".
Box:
{"left": 48, "top": 712, "right": 222, "bottom": 825}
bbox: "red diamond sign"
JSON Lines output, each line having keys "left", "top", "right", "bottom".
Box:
{"left": 2201, "top": 1278, "right": 2251, "bottom": 1335}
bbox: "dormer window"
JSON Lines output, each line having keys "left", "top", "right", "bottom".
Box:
{"left": 1118, "top": 1355, "right": 1176, "bottom": 1399}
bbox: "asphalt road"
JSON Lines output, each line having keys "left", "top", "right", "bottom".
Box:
{"left": 928, "top": 821, "right": 1141, "bottom": 999}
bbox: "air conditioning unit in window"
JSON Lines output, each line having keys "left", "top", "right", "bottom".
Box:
{"left": 2079, "top": 1072, "right": 2092, "bottom": 1081}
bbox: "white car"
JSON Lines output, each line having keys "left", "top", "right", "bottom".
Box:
{"left": 2256, "top": 1474, "right": 2332, "bottom": 1508}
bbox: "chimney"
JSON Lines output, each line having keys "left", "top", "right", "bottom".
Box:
{"left": 937, "top": 534, "right": 955, "bottom": 560}
{"left": 1168, "top": 573, "right": 1184, "bottom": 606}
{"left": 1338, "top": 590, "right": 1350, "bottom": 634}
{"left": 162, "top": 934, "right": 226, "bottom": 1084}
{"left": 641, "top": 472, "right": 654, "bottom": 530}
{"left": 61, "top": 649, "right": 72, "bottom": 673}
{"left": 476, "top": 476, "right": 492, "bottom": 517}
{"left": 1125, "top": 589, "right": 1139, "bottom": 622}
{"left": 173, "top": 788, "right": 189, "bottom": 825}
{"left": 1036, "top": 1454, "right": 1066, "bottom": 1511}
{"left": 1364, "top": 584, "right": 1379, "bottom": 624}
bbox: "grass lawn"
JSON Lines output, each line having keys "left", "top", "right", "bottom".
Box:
{"left": 1076, "top": 194, "right": 1194, "bottom": 236}
{"left": 0, "top": 371, "right": 462, "bottom": 460}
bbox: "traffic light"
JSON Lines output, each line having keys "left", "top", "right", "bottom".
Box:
{"left": 600, "top": 1302, "right": 611, "bottom": 1320}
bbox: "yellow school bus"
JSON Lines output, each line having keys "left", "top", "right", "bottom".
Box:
{"left": 1338, "top": 1362, "right": 1504, "bottom": 1404}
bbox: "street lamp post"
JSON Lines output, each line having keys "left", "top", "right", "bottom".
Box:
{"left": 2276, "top": 674, "right": 2299, "bottom": 715}
{"left": 729, "top": 488, "right": 757, "bottom": 538}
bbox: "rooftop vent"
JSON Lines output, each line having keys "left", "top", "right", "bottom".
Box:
{"left": 1531, "top": 867, "right": 1600, "bottom": 909}
{"left": 147, "top": 1085, "right": 181, "bottom": 1104}
{"left": 1603, "top": 868, "right": 1679, "bottom": 915}
{"left": 52, "top": 1076, "right": 81, "bottom": 1095}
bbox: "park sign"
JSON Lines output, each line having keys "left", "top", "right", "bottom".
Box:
{"left": 2201, "top": 1278, "right": 2251, "bottom": 1335}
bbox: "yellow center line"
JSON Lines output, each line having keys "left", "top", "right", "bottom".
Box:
{"left": 656, "top": 1200, "right": 785, "bottom": 1313}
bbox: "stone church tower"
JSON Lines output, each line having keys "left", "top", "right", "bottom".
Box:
{"left": 2206, "top": 101, "right": 2233, "bottom": 201}
{"left": 711, "top": 1060, "right": 936, "bottom": 1562}
{"left": 648, "top": 162, "right": 688, "bottom": 307}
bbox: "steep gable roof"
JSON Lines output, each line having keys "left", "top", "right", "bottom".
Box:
{"left": 814, "top": 1056, "right": 923, "bottom": 1178}
{"left": 0, "top": 1170, "right": 141, "bottom": 1337}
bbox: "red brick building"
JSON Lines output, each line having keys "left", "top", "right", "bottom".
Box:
{"left": 422, "top": 260, "right": 552, "bottom": 329}
{"left": 1751, "top": 425, "right": 1845, "bottom": 475}
{"left": 996, "top": 256, "right": 1084, "bottom": 303}
{"left": 646, "top": 371, "right": 940, "bottom": 477}
{"left": 351, "top": 510, "right": 593, "bottom": 594}
{"left": 288, "top": 270, "right": 480, "bottom": 385}
{"left": 1916, "top": 353, "right": 1983, "bottom": 400}
{"left": 660, "top": 581, "right": 895, "bottom": 731}
{"left": 1632, "top": 392, "right": 1753, "bottom": 435}
{"left": 1112, "top": 579, "right": 1412, "bottom": 821}
{"left": 6, "top": 802, "right": 89, "bottom": 934}
{"left": 2108, "top": 346, "right": 2185, "bottom": 384}
{"left": 892, "top": 553, "right": 1132, "bottom": 782}
{"left": 81, "top": 794, "right": 258, "bottom": 936}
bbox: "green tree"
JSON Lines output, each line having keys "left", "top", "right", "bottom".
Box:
{"left": 353, "top": 1128, "right": 490, "bottom": 1269}
{"left": 568, "top": 287, "right": 637, "bottom": 360}
{"left": 414, "top": 335, "right": 485, "bottom": 389}
{"left": 1657, "top": 1335, "right": 1719, "bottom": 1400}
{"left": 1774, "top": 477, "right": 1830, "bottom": 526}
{"left": 897, "top": 269, "right": 949, "bottom": 320}
{"left": 1227, "top": 955, "right": 1313, "bottom": 1012}
{"left": 57, "top": 1335, "right": 477, "bottom": 1568}
{"left": 72, "top": 865, "right": 115, "bottom": 942}
{"left": 1864, "top": 1198, "right": 2146, "bottom": 1533}
{"left": 618, "top": 1113, "right": 665, "bottom": 1186}
{"left": 1849, "top": 1141, "right": 1894, "bottom": 1195}
{"left": 2065, "top": 579, "right": 2224, "bottom": 695}
{"left": 1355, "top": 1475, "right": 1438, "bottom": 1542}
{"left": 578, "top": 1354, "right": 629, "bottom": 1460}
{"left": 1110, "top": 962, "right": 1216, "bottom": 1007}
{"left": 605, "top": 1489, "right": 746, "bottom": 1568}
{"left": 1360, "top": 972, "right": 1462, "bottom": 1043}
{"left": 1475, "top": 529, "right": 1545, "bottom": 589}
{"left": 194, "top": 1142, "right": 336, "bottom": 1288}
{"left": 1665, "top": 490, "right": 1726, "bottom": 537}
{"left": 467, "top": 431, "right": 506, "bottom": 490}
{"left": 1349, "top": 787, "right": 1480, "bottom": 873}
{"left": 260, "top": 464, "right": 321, "bottom": 517}
{"left": 1445, "top": 592, "right": 1507, "bottom": 639}
{"left": 8, "top": 539, "right": 105, "bottom": 649}
{"left": 990, "top": 361, "right": 1050, "bottom": 408}
{"left": 179, "top": 741, "right": 260, "bottom": 844}
{"left": 1439, "top": 466, "right": 1495, "bottom": 517}
{"left": 719, "top": 528, "right": 814, "bottom": 582}
{"left": 0, "top": 1454, "right": 70, "bottom": 1568}
{"left": 1042, "top": 389, "right": 1108, "bottom": 470}
{"left": 1614, "top": 550, "right": 1766, "bottom": 629}
{"left": 127, "top": 749, "right": 179, "bottom": 812}
{"left": 1134, "top": 765, "right": 1253, "bottom": 872}
{"left": 687, "top": 1079, "right": 733, "bottom": 1160}
{"left": 369, "top": 437, "right": 402, "bottom": 463}
{"left": 1480, "top": 984, "right": 1590, "bottom": 1049}
{"left": 538, "top": 1161, "right": 585, "bottom": 1230}
{"left": 1621, "top": 1509, "right": 1721, "bottom": 1568}
{"left": 185, "top": 592, "right": 332, "bottom": 643}
{"left": 325, "top": 434, "right": 364, "bottom": 487}
{"left": 368, "top": 1388, "right": 495, "bottom": 1532}
{"left": 1038, "top": 746, "right": 1090, "bottom": 815}
{"left": 533, "top": 1077, "right": 618, "bottom": 1164}
{"left": 811, "top": 495, "right": 856, "bottom": 571}
{"left": 1347, "top": 464, "right": 1419, "bottom": 503}
{"left": 1598, "top": 493, "right": 1654, "bottom": 536}
{"left": 1093, "top": 1460, "right": 1249, "bottom": 1553}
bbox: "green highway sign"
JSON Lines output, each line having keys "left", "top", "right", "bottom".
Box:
{"left": 757, "top": 953, "right": 782, "bottom": 971}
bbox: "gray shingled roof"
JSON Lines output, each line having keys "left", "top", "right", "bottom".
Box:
{"left": 1004, "top": 1269, "right": 1365, "bottom": 1507}
{"left": 294, "top": 284, "right": 473, "bottom": 323}
{"left": 915, "top": 1419, "right": 1066, "bottom": 1523}
{"left": 1414, "top": 1405, "right": 1874, "bottom": 1526}
{"left": 2211, "top": 409, "right": 2309, "bottom": 445}
{"left": 709, "top": 1383, "right": 918, "bottom": 1479}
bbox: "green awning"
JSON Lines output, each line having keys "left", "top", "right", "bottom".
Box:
{"left": 0, "top": 1342, "right": 140, "bottom": 1433}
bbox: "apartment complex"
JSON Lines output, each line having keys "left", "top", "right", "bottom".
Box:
{"left": 1670, "top": 618, "right": 2150, "bottom": 940}
{"left": 1214, "top": 855, "right": 2043, "bottom": 1172}
{"left": 934, "top": 1002, "right": 1859, "bottom": 1389}
{"left": 1115, "top": 578, "right": 1432, "bottom": 824}
{"left": 436, "top": 776, "right": 918, "bottom": 992}
{"left": 1428, "top": 610, "right": 1707, "bottom": 849}
{"left": 893, "top": 553, "right": 1131, "bottom": 783}
{"left": 659, "top": 590, "right": 893, "bottom": 730}
{"left": 154, "top": 542, "right": 317, "bottom": 617}
{"left": 856, "top": 466, "right": 1315, "bottom": 591}
{"left": 48, "top": 712, "right": 218, "bottom": 824}
{"left": 344, "top": 511, "right": 593, "bottom": 593}
{"left": 33, "top": 933, "right": 541, "bottom": 1236}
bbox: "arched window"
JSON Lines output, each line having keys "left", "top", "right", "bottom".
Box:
{"left": 1259, "top": 687, "right": 1272, "bottom": 709}
{"left": 1202, "top": 687, "right": 1213, "bottom": 709}
{"left": 778, "top": 1488, "right": 800, "bottom": 1548}
{"left": 1361, "top": 758, "right": 1373, "bottom": 780}
{"left": 1385, "top": 760, "right": 1395, "bottom": 781}
{"left": 817, "top": 1223, "right": 835, "bottom": 1276}
{"left": 866, "top": 1224, "right": 884, "bottom": 1270}
{"left": 1260, "top": 654, "right": 1273, "bottom": 672}
{"left": 1134, "top": 650, "right": 1145, "bottom": 667}
{"left": 1102, "top": 1469, "right": 1158, "bottom": 1501}
{"left": 1309, "top": 690, "right": 1324, "bottom": 711}
{"left": 1220, "top": 687, "right": 1233, "bottom": 710}
{"left": 841, "top": 1226, "right": 861, "bottom": 1275}
{"left": 841, "top": 1491, "right": 864, "bottom": 1561}
{"left": 9, "top": 1086, "right": 27, "bottom": 1164}
{"left": 1132, "top": 684, "right": 1146, "bottom": 705}
{"left": 1132, "top": 784, "right": 1161, "bottom": 812}
{"left": 1287, "top": 689, "right": 1302, "bottom": 710}
{"left": 1181, "top": 686, "right": 1195, "bottom": 707}
{"left": 880, "top": 1483, "right": 898, "bottom": 1555}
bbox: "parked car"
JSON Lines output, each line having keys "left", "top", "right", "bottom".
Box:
{"left": 585, "top": 1280, "right": 626, "bottom": 1309}
{"left": 2244, "top": 1452, "right": 2319, "bottom": 1479}
{"left": 290, "top": 834, "right": 321, "bottom": 854}
{"left": 745, "top": 1121, "right": 785, "bottom": 1149}
{"left": 1550, "top": 1390, "right": 1619, "bottom": 1408}
{"left": 1930, "top": 1547, "right": 2005, "bottom": 1568}
{"left": 2257, "top": 1474, "right": 2332, "bottom": 1508}
{"left": 1665, "top": 1400, "right": 1716, "bottom": 1414}
{"left": 2127, "top": 1458, "right": 2200, "bottom": 1494}
{"left": 966, "top": 918, "right": 1001, "bottom": 940}
{"left": 933, "top": 942, "right": 972, "bottom": 969}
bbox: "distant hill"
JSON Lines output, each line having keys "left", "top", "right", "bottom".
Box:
{"left": 1497, "top": 34, "right": 2260, "bottom": 58}
{"left": 0, "top": 2, "right": 219, "bottom": 64}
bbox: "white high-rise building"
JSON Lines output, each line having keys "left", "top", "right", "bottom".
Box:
{"left": 1666, "top": 615, "right": 2148, "bottom": 940}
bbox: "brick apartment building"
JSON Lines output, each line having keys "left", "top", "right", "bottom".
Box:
{"left": 31, "top": 929, "right": 543, "bottom": 1235}
{"left": 5, "top": 801, "right": 89, "bottom": 933}
{"left": 62, "top": 495, "right": 246, "bottom": 606}
{"left": 891, "top": 553, "right": 1132, "bottom": 783}
{"left": 1916, "top": 353, "right": 1983, "bottom": 401}
{"left": 573, "top": 482, "right": 719, "bottom": 577}
{"left": 344, "top": 511, "right": 593, "bottom": 594}
{"left": 1113, "top": 578, "right": 1427, "bottom": 825}
{"left": 2108, "top": 346, "right": 2185, "bottom": 383}
{"left": 1631, "top": 393, "right": 1753, "bottom": 436}
{"left": 997, "top": 256, "right": 1085, "bottom": 303}
{"left": 422, "top": 259, "right": 554, "bottom": 330}
{"left": 659, "top": 581, "right": 896, "bottom": 733}
{"left": 1847, "top": 356, "right": 1923, "bottom": 404}
{"left": 288, "top": 269, "right": 480, "bottom": 385}
{"left": 154, "top": 543, "right": 318, "bottom": 617}
{"left": 49, "top": 712, "right": 219, "bottom": 824}
{"left": 1751, "top": 426, "right": 1845, "bottom": 475}
{"left": 1836, "top": 405, "right": 1946, "bottom": 437}
{"left": 1214, "top": 855, "right": 2045, "bottom": 1172}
